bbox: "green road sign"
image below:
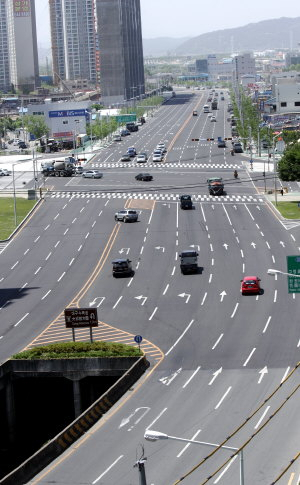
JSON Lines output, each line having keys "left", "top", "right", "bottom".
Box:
{"left": 287, "top": 255, "right": 300, "bottom": 293}
{"left": 115, "top": 114, "right": 137, "bottom": 123}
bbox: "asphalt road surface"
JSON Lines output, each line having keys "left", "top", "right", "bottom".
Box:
{"left": 0, "top": 89, "right": 299, "bottom": 485}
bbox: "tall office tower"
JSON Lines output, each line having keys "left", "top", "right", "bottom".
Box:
{"left": 49, "top": 0, "right": 98, "bottom": 85}
{"left": 96, "top": 0, "right": 145, "bottom": 105}
{"left": 0, "top": 0, "right": 39, "bottom": 93}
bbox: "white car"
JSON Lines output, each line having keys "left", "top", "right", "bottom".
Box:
{"left": 82, "top": 170, "right": 103, "bottom": 179}
{"left": 210, "top": 116, "right": 217, "bottom": 122}
{"left": 152, "top": 153, "right": 163, "bottom": 162}
{"left": 156, "top": 144, "right": 167, "bottom": 153}
{"left": 0, "top": 168, "right": 11, "bottom": 176}
{"left": 136, "top": 154, "right": 147, "bottom": 163}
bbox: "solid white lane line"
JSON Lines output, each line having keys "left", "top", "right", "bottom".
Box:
{"left": 182, "top": 367, "right": 201, "bottom": 389}
{"left": 44, "top": 224, "right": 50, "bottom": 230}
{"left": 57, "top": 272, "right": 65, "bottom": 282}
{"left": 212, "top": 334, "right": 223, "bottom": 350}
{"left": 140, "top": 246, "right": 144, "bottom": 255}
{"left": 41, "top": 290, "right": 51, "bottom": 300}
{"left": 69, "top": 258, "right": 75, "bottom": 266}
{"left": 14, "top": 313, "right": 29, "bottom": 327}
{"left": 146, "top": 407, "right": 168, "bottom": 431}
{"left": 214, "top": 455, "right": 237, "bottom": 484}
{"left": 201, "top": 292, "right": 207, "bottom": 305}
{"left": 209, "top": 274, "right": 212, "bottom": 283}
{"left": 244, "top": 204, "right": 255, "bottom": 220}
{"left": 34, "top": 267, "right": 41, "bottom": 274}
{"left": 171, "top": 266, "right": 176, "bottom": 276}
{"left": 11, "top": 261, "right": 19, "bottom": 270}
{"left": 163, "top": 284, "right": 169, "bottom": 295}
{"left": 92, "top": 455, "right": 124, "bottom": 484}
{"left": 45, "top": 252, "right": 52, "bottom": 261}
{"left": 34, "top": 236, "right": 40, "bottom": 242}
{"left": 113, "top": 296, "right": 123, "bottom": 309}
{"left": 54, "top": 240, "right": 60, "bottom": 248}
{"left": 281, "top": 367, "right": 291, "bottom": 383}
{"left": 177, "top": 429, "right": 202, "bottom": 458}
{"left": 274, "top": 289, "right": 277, "bottom": 303}
{"left": 243, "top": 348, "right": 256, "bottom": 367}
{"left": 254, "top": 406, "right": 270, "bottom": 430}
{"left": 127, "top": 277, "right": 133, "bottom": 287}
{"left": 215, "top": 386, "right": 232, "bottom": 410}
{"left": 165, "top": 319, "right": 195, "bottom": 356}
{"left": 24, "top": 248, "right": 30, "bottom": 255}
{"left": 149, "top": 307, "right": 158, "bottom": 321}
{"left": 231, "top": 303, "right": 239, "bottom": 318}
{"left": 263, "top": 316, "right": 272, "bottom": 333}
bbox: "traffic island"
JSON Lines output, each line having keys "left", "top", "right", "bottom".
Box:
{"left": 0, "top": 342, "right": 149, "bottom": 485}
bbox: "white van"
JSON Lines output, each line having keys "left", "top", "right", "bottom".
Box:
{"left": 203, "top": 105, "right": 209, "bottom": 113}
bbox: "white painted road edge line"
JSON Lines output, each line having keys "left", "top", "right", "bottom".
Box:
{"left": 215, "top": 386, "right": 232, "bottom": 410}
{"left": 254, "top": 406, "right": 270, "bottom": 430}
{"left": 165, "top": 319, "right": 195, "bottom": 356}
{"left": 92, "top": 455, "right": 124, "bottom": 484}
{"left": 182, "top": 366, "right": 201, "bottom": 389}
{"left": 243, "top": 348, "right": 256, "bottom": 367}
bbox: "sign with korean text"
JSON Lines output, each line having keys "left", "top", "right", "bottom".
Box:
{"left": 115, "top": 114, "right": 137, "bottom": 123}
{"left": 49, "top": 109, "right": 87, "bottom": 118}
{"left": 287, "top": 255, "right": 300, "bottom": 293}
{"left": 64, "top": 308, "right": 99, "bottom": 328}
{"left": 13, "top": 0, "right": 31, "bottom": 17}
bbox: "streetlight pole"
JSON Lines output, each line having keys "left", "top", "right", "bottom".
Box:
{"left": 12, "top": 164, "right": 17, "bottom": 227}
{"left": 272, "top": 132, "right": 282, "bottom": 207}
{"left": 144, "top": 430, "right": 244, "bottom": 485}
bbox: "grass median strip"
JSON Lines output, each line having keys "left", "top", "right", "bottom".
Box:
{"left": 272, "top": 201, "right": 300, "bottom": 219}
{"left": 0, "top": 197, "right": 36, "bottom": 240}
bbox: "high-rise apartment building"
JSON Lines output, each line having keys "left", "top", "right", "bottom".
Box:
{"left": 49, "top": 0, "right": 98, "bottom": 86}
{"left": 96, "top": 0, "right": 145, "bottom": 105}
{"left": 0, "top": 0, "right": 39, "bottom": 93}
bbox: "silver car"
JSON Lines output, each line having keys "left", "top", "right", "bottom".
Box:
{"left": 114, "top": 209, "right": 138, "bottom": 222}
{"left": 82, "top": 170, "right": 103, "bottom": 179}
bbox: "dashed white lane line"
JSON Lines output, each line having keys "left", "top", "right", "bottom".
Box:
{"left": 210, "top": 243, "right": 213, "bottom": 252}
{"left": 80, "top": 207, "right": 85, "bottom": 213}
{"left": 146, "top": 407, "right": 168, "bottom": 431}
{"left": 297, "top": 339, "right": 300, "bottom": 348}
{"left": 19, "top": 282, "right": 28, "bottom": 292}
{"left": 11, "top": 261, "right": 19, "bottom": 270}
{"left": 54, "top": 240, "right": 60, "bottom": 248}
{"left": 140, "top": 246, "right": 144, "bottom": 255}
{"left": 177, "top": 429, "right": 202, "bottom": 458}
{"left": 64, "top": 228, "right": 69, "bottom": 235}
{"left": 243, "top": 348, "right": 256, "bottom": 367}
{"left": 92, "top": 455, "right": 124, "bottom": 484}
{"left": 127, "top": 277, "right": 133, "bottom": 287}
{"left": 113, "top": 296, "right": 123, "bottom": 309}
{"left": 163, "top": 284, "right": 169, "bottom": 295}
{"left": 41, "top": 290, "right": 51, "bottom": 300}
{"left": 214, "top": 455, "right": 237, "bottom": 484}
{"left": 263, "top": 316, "right": 272, "bottom": 333}
{"left": 182, "top": 366, "right": 201, "bottom": 389}
{"left": 266, "top": 241, "right": 270, "bottom": 249}
{"left": 0, "top": 277, "right": 4, "bottom": 283}
{"left": 92, "top": 221, "right": 96, "bottom": 228}
{"left": 14, "top": 313, "right": 29, "bottom": 327}
{"left": 272, "top": 254, "right": 275, "bottom": 263}
{"left": 274, "top": 289, "right": 277, "bottom": 303}
{"left": 171, "top": 266, "right": 176, "bottom": 276}
{"left": 211, "top": 258, "right": 214, "bottom": 266}
{"left": 240, "top": 249, "right": 244, "bottom": 258}
{"left": 53, "top": 213, "right": 59, "bottom": 220}
{"left": 209, "top": 274, "right": 212, "bottom": 283}
{"left": 165, "top": 319, "right": 195, "bottom": 356}
{"left": 291, "top": 234, "right": 295, "bottom": 241}
{"left": 34, "top": 236, "right": 40, "bottom": 242}
{"left": 215, "top": 386, "right": 232, "bottom": 410}
{"left": 78, "top": 244, "right": 82, "bottom": 252}
{"left": 34, "top": 266, "right": 41, "bottom": 275}
{"left": 69, "top": 258, "right": 75, "bottom": 266}
{"left": 281, "top": 366, "right": 291, "bottom": 383}
{"left": 45, "top": 252, "right": 52, "bottom": 261}
{"left": 254, "top": 406, "right": 270, "bottom": 430}
{"left": 24, "top": 248, "right": 29, "bottom": 255}
{"left": 85, "top": 232, "right": 90, "bottom": 239}
{"left": 230, "top": 302, "right": 239, "bottom": 318}
{"left": 57, "top": 271, "right": 66, "bottom": 282}
{"left": 149, "top": 307, "right": 158, "bottom": 321}
{"left": 44, "top": 224, "right": 50, "bottom": 230}
{"left": 72, "top": 218, "right": 77, "bottom": 224}
{"left": 212, "top": 333, "right": 224, "bottom": 350}
{"left": 201, "top": 292, "right": 207, "bottom": 305}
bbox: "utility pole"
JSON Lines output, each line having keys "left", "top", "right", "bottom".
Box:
{"left": 134, "top": 446, "right": 147, "bottom": 485}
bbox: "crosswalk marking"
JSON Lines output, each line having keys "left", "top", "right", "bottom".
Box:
{"left": 91, "top": 162, "right": 240, "bottom": 169}
{"left": 47, "top": 191, "right": 265, "bottom": 203}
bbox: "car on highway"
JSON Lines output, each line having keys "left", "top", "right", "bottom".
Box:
{"left": 135, "top": 173, "right": 153, "bottom": 181}
{"left": 156, "top": 143, "right": 167, "bottom": 153}
{"left": 112, "top": 258, "right": 133, "bottom": 277}
{"left": 82, "top": 170, "right": 103, "bottom": 179}
{"left": 180, "top": 194, "right": 193, "bottom": 209}
{"left": 114, "top": 209, "right": 138, "bottom": 222}
{"left": 120, "top": 129, "right": 131, "bottom": 136}
{"left": 127, "top": 147, "right": 137, "bottom": 157}
{"left": 233, "top": 142, "right": 243, "bottom": 153}
{"left": 75, "top": 166, "right": 84, "bottom": 174}
{"left": 211, "top": 116, "right": 217, "bottom": 122}
{"left": 136, "top": 153, "right": 148, "bottom": 163}
{"left": 0, "top": 168, "right": 11, "bottom": 176}
{"left": 120, "top": 154, "right": 131, "bottom": 161}
{"left": 18, "top": 142, "right": 28, "bottom": 149}
{"left": 241, "top": 276, "right": 261, "bottom": 295}
{"left": 217, "top": 140, "right": 226, "bottom": 148}
{"left": 152, "top": 153, "right": 163, "bottom": 162}
{"left": 113, "top": 135, "right": 122, "bottom": 142}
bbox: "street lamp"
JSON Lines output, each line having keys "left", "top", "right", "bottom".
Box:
{"left": 144, "top": 430, "right": 245, "bottom": 485}
{"left": 267, "top": 268, "right": 300, "bottom": 277}
{"left": 272, "top": 132, "right": 282, "bottom": 207}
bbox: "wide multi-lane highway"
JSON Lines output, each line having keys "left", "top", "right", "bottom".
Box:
{"left": 1, "top": 89, "right": 299, "bottom": 484}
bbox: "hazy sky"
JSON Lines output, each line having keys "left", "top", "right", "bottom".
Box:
{"left": 35, "top": 0, "right": 300, "bottom": 47}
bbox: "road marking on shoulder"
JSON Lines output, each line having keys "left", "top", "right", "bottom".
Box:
{"left": 182, "top": 366, "right": 201, "bottom": 389}
{"left": 215, "top": 386, "right": 232, "bottom": 410}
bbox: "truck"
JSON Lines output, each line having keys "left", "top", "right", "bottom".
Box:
{"left": 126, "top": 122, "right": 138, "bottom": 132}
{"left": 179, "top": 250, "right": 199, "bottom": 274}
{"left": 179, "top": 194, "right": 193, "bottom": 209}
{"left": 41, "top": 156, "right": 76, "bottom": 177}
{"left": 207, "top": 177, "right": 224, "bottom": 196}
{"left": 211, "top": 101, "right": 218, "bottom": 110}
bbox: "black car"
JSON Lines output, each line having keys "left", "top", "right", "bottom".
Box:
{"left": 120, "top": 129, "right": 131, "bottom": 136}
{"left": 18, "top": 142, "right": 27, "bottom": 149}
{"left": 121, "top": 154, "right": 131, "bottom": 161}
{"left": 217, "top": 140, "right": 226, "bottom": 148}
{"left": 112, "top": 259, "right": 133, "bottom": 277}
{"left": 135, "top": 173, "right": 153, "bottom": 181}
{"left": 180, "top": 194, "right": 193, "bottom": 209}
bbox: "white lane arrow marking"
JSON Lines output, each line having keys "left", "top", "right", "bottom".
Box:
{"left": 190, "top": 244, "right": 200, "bottom": 251}
{"left": 178, "top": 293, "right": 191, "bottom": 303}
{"left": 212, "top": 205, "right": 215, "bottom": 210}
{"left": 89, "top": 297, "right": 105, "bottom": 308}
{"left": 119, "top": 247, "right": 130, "bottom": 255}
{"left": 251, "top": 242, "right": 256, "bottom": 248}
{"left": 256, "top": 206, "right": 261, "bottom": 210}
{"left": 233, "top": 205, "right": 237, "bottom": 210}
{"left": 135, "top": 295, "right": 147, "bottom": 306}
{"left": 258, "top": 366, "right": 268, "bottom": 384}
{"left": 155, "top": 246, "right": 165, "bottom": 252}
{"left": 159, "top": 368, "right": 182, "bottom": 386}
{"left": 162, "top": 203, "right": 171, "bottom": 208}
{"left": 209, "top": 367, "right": 222, "bottom": 386}
{"left": 220, "top": 291, "right": 227, "bottom": 302}
{"left": 119, "top": 407, "right": 150, "bottom": 429}
{"left": 223, "top": 243, "right": 228, "bottom": 250}
{"left": 279, "top": 241, "right": 285, "bottom": 247}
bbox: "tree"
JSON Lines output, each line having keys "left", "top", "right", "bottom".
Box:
{"left": 277, "top": 143, "right": 300, "bottom": 181}
{"left": 22, "top": 115, "right": 49, "bottom": 139}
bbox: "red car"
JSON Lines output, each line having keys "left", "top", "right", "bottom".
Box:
{"left": 241, "top": 276, "right": 261, "bottom": 295}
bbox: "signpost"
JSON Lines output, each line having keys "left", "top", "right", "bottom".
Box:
{"left": 286, "top": 256, "right": 300, "bottom": 293}
{"left": 64, "top": 307, "right": 98, "bottom": 342}
{"left": 134, "top": 335, "right": 143, "bottom": 352}
{"left": 115, "top": 114, "right": 136, "bottom": 123}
